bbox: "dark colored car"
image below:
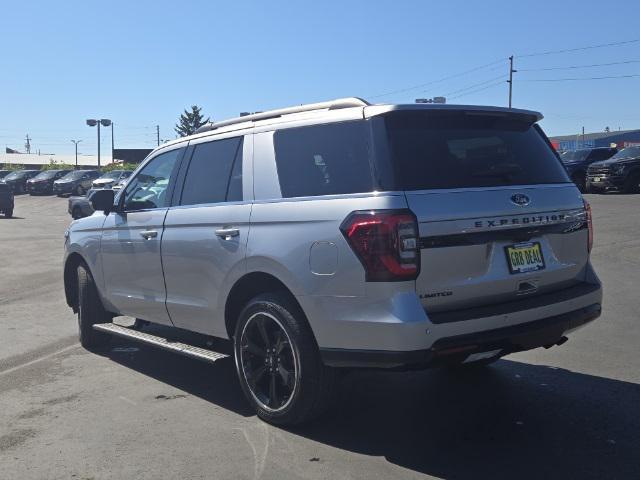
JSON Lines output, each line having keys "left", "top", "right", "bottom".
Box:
{"left": 68, "top": 189, "right": 96, "bottom": 219}
{"left": 0, "top": 169, "right": 40, "bottom": 194}
{"left": 561, "top": 147, "right": 617, "bottom": 192}
{"left": 0, "top": 182, "right": 14, "bottom": 217}
{"left": 91, "top": 170, "right": 132, "bottom": 189}
{"left": 0, "top": 170, "right": 12, "bottom": 180}
{"left": 587, "top": 146, "right": 640, "bottom": 194}
{"left": 53, "top": 170, "right": 101, "bottom": 196}
{"left": 26, "top": 169, "right": 73, "bottom": 195}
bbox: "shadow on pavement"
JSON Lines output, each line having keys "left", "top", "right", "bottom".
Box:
{"left": 103, "top": 339, "right": 640, "bottom": 480}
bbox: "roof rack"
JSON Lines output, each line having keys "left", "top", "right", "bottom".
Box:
{"left": 195, "top": 97, "right": 370, "bottom": 134}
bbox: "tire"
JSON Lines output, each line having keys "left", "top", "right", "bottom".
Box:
{"left": 72, "top": 206, "right": 82, "bottom": 219}
{"left": 233, "top": 293, "right": 337, "bottom": 426}
{"left": 571, "top": 173, "right": 586, "bottom": 193}
{"left": 77, "top": 263, "right": 112, "bottom": 350}
{"left": 76, "top": 184, "right": 84, "bottom": 196}
{"left": 623, "top": 173, "right": 640, "bottom": 194}
{"left": 4, "top": 208, "right": 13, "bottom": 218}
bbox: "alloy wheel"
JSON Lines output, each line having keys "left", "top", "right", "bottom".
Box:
{"left": 239, "top": 312, "right": 298, "bottom": 412}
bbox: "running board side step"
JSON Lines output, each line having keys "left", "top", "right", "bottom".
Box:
{"left": 93, "top": 323, "right": 229, "bottom": 364}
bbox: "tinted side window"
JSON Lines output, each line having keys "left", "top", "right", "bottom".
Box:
{"left": 274, "top": 121, "right": 373, "bottom": 198}
{"left": 124, "top": 148, "right": 183, "bottom": 211}
{"left": 180, "top": 137, "right": 243, "bottom": 206}
{"left": 588, "top": 150, "right": 610, "bottom": 161}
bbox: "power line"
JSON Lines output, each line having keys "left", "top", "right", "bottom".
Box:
{"left": 520, "top": 73, "right": 640, "bottom": 82}
{"left": 519, "top": 59, "right": 640, "bottom": 72}
{"left": 369, "top": 58, "right": 507, "bottom": 99}
{"left": 448, "top": 80, "right": 506, "bottom": 100}
{"left": 517, "top": 38, "right": 640, "bottom": 58}
{"left": 443, "top": 74, "right": 508, "bottom": 96}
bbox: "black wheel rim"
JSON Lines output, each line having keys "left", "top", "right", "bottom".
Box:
{"left": 239, "top": 312, "right": 298, "bottom": 412}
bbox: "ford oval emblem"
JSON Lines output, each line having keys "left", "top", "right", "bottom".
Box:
{"left": 510, "top": 193, "right": 530, "bottom": 206}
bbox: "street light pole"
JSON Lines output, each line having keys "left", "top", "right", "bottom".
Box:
{"left": 71, "top": 140, "right": 82, "bottom": 169}
{"left": 111, "top": 122, "right": 115, "bottom": 162}
{"left": 97, "top": 122, "right": 101, "bottom": 167}
{"left": 86, "top": 118, "right": 112, "bottom": 169}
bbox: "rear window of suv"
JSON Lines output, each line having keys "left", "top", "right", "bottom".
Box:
{"left": 377, "top": 111, "right": 569, "bottom": 190}
{"left": 274, "top": 121, "right": 374, "bottom": 198}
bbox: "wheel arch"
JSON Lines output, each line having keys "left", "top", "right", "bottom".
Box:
{"left": 64, "top": 252, "right": 88, "bottom": 312}
{"left": 224, "top": 271, "right": 307, "bottom": 340}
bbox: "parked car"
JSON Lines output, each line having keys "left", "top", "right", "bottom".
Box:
{"left": 561, "top": 147, "right": 617, "bottom": 192}
{"left": 586, "top": 145, "right": 640, "bottom": 193}
{"left": 0, "top": 169, "right": 40, "bottom": 194}
{"left": 91, "top": 170, "right": 132, "bottom": 189}
{"left": 0, "top": 169, "right": 13, "bottom": 180}
{"left": 53, "top": 169, "right": 101, "bottom": 196}
{"left": 0, "top": 182, "right": 14, "bottom": 217}
{"left": 64, "top": 98, "right": 602, "bottom": 425}
{"left": 68, "top": 190, "right": 96, "bottom": 219}
{"left": 112, "top": 179, "right": 127, "bottom": 192}
{"left": 26, "top": 169, "right": 72, "bottom": 195}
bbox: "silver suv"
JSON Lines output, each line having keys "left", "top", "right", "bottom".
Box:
{"left": 63, "top": 98, "right": 602, "bottom": 425}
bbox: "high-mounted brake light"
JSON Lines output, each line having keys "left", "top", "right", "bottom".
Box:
{"left": 340, "top": 210, "right": 420, "bottom": 282}
{"left": 584, "top": 199, "right": 593, "bottom": 253}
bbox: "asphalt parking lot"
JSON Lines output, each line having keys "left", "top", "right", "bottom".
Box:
{"left": 1, "top": 193, "right": 639, "bottom": 480}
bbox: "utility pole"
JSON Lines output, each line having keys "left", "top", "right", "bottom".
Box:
{"left": 71, "top": 140, "right": 82, "bottom": 169}
{"left": 507, "top": 55, "right": 517, "bottom": 108}
{"left": 25, "top": 134, "right": 32, "bottom": 154}
{"left": 582, "top": 126, "right": 585, "bottom": 148}
{"left": 156, "top": 125, "right": 160, "bottom": 146}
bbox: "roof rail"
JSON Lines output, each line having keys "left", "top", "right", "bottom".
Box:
{"left": 195, "top": 97, "right": 370, "bottom": 134}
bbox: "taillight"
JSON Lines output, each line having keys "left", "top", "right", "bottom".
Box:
{"left": 584, "top": 199, "right": 593, "bottom": 253}
{"left": 340, "top": 210, "right": 420, "bottom": 282}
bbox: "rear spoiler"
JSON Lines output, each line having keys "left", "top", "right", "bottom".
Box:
{"left": 364, "top": 104, "right": 543, "bottom": 123}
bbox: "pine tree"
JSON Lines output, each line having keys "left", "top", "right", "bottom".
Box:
{"left": 175, "top": 105, "right": 210, "bottom": 137}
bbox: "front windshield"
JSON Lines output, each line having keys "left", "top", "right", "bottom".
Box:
{"left": 33, "top": 170, "right": 59, "bottom": 180}
{"left": 610, "top": 146, "right": 640, "bottom": 160}
{"left": 560, "top": 150, "right": 589, "bottom": 163}
{"left": 98, "top": 171, "right": 122, "bottom": 180}
{"left": 4, "top": 171, "right": 29, "bottom": 180}
{"left": 60, "top": 171, "right": 84, "bottom": 180}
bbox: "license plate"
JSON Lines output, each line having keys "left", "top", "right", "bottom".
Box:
{"left": 593, "top": 177, "right": 600, "bottom": 182}
{"left": 505, "top": 242, "right": 545, "bottom": 274}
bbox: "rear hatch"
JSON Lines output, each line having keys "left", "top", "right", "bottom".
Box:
{"left": 373, "top": 108, "right": 589, "bottom": 316}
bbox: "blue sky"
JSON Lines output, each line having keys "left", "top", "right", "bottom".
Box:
{"left": 1, "top": 0, "right": 639, "bottom": 156}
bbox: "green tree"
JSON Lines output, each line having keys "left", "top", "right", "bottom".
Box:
{"left": 41, "top": 158, "right": 74, "bottom": 170}
{"left": 175, "top": 105, "right": 209, "bottom": 137}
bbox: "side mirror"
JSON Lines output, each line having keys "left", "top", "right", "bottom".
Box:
{"left": 90, "top": 189, "right": 115, "bottom": 214}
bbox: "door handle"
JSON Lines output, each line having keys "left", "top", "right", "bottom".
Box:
{"left": 215, "top": 227, "right": 240, "bottom": 239}
{"left": 140, "top": 230, "right": 158, "bottom": 240}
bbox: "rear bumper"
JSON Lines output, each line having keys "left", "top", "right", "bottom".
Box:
{"left": 321, "top": 302, "right": 601, "bottom": 369}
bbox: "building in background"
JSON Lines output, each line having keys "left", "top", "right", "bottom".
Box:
{"left": 550, "top": 129, "right": 640, "bottom": 152}
{"left": 1, "top": 148, "right": 153, "bottom": 170}
{"left": 113, "top": 148, "right": 153, "bottom": 164}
